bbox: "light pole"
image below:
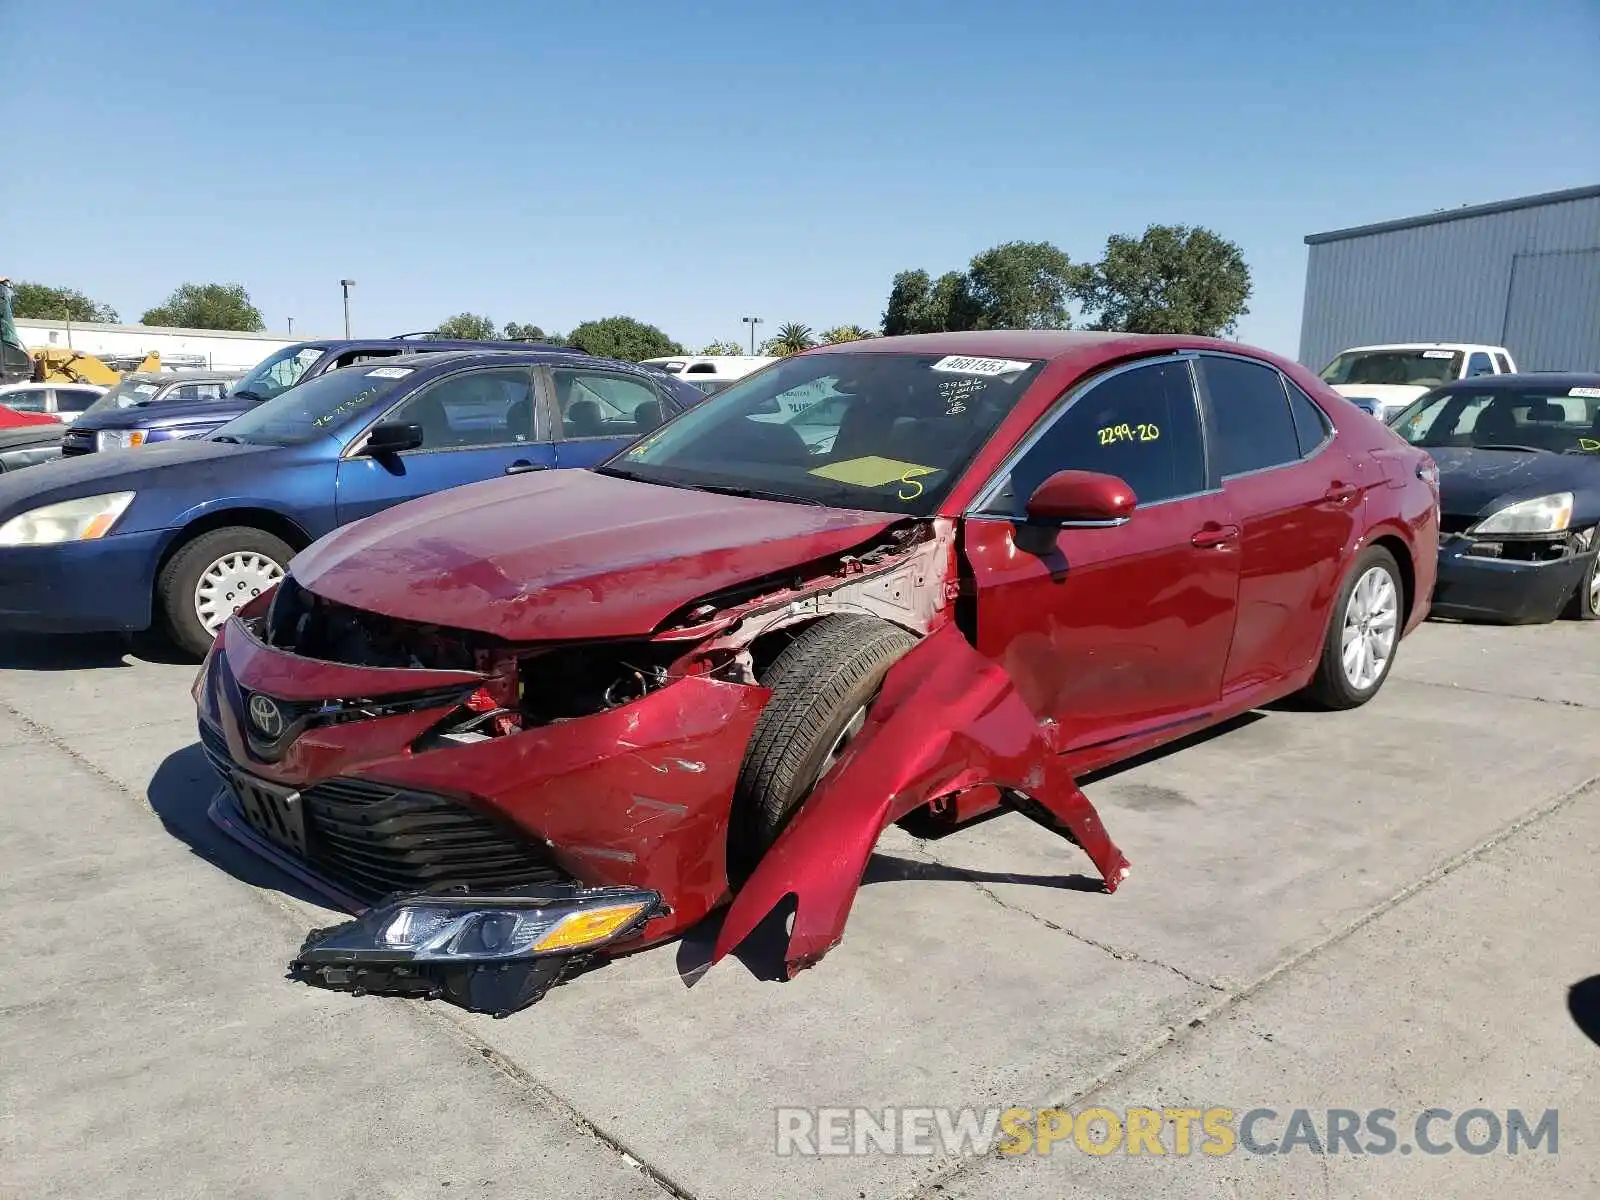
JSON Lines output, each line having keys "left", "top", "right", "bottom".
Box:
{"left": 742, "top": 315, "right": 763, "bottom": 355}
{"left": 339, "top": 279, "right": 356, "bottom": 338}
{"left": 286, "top": 316, "right": 294, "bottom": 334}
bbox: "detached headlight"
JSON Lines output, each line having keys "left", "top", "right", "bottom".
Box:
{"left": 290, "top": 885, "right": 663, "bottom": 1016}
{"left": 96, "top": 429, "right": 146, "bottom": 451}
{"left": 0, "top": 492, "right": 136, "bottom": 548}
{"left": 1471, "top": 492, "right": 1573, "bottom": 536}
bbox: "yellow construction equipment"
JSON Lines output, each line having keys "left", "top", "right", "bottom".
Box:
{"left": 29, "top": 347, "right": 161, "bottom": 385}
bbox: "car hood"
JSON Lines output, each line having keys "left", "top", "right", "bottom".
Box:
{"left": 1331, "top": 383, "right": 1429, "bottom": 409}
{"left": 0, "top": 437, "right": 276, "bottom": 519}
{"left": 290, "top": 469, "right": 902, "bottom": 640}
{"left": 74, "top": 397, "right": 253, "bottom": 431}
{"left": 1430, "top": 446, "right": 1600, "bottom": 522}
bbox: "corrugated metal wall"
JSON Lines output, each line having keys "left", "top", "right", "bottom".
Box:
{"left": 1298, "top": 190, "right": 1600, "bottom": 372}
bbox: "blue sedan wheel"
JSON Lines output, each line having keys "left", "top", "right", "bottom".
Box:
{"left": 157, "top": 526, "right": 292, "bottom": 658}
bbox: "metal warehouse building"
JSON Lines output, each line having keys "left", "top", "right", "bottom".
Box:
{"left": 1298, "top": 184, "right": 1600, "bottom": 373}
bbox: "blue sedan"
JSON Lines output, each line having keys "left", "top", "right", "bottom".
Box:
{"left": 0, "top": 349, "right": 703, "bottom": 656}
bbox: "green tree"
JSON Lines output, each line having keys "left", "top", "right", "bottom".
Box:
{"left": 1080, "top": 224, "right": 1252, "bottom": 337}
{"left": 701, "top": 340, "right": 744, "bottom": 355}
{"left": 881, "top": 267, "right": 981, "bottom": 335}
{"left": 503, "top": 321, "right": 550, "bottom": 341}
{"left": 762, "top": 322, "right": 816, "bottom": 356}
{"left": 566, "top": 316, "right": 682, "bottom": 361}
{"left": 436, "top": 313, "right": 499, "bottom": 340}
{"left": 11, "top": 281, "right": 118, "bottom": 323}
{"left": 819, "top": 324, "right": 875, "bottom": 344}
{"left": 966, "top": 240, "right": 1087, "bottom": 329}
{"left": 141, "top": 283, "right": 264, "bottom": 332}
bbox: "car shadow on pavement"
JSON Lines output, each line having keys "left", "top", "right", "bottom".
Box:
{"left": 147, "top": 742, "right": 334, "bottom": 909}
{"left": 1568, "top": 976, "right": 1600, "bottom": 1046}
{"left": 0, "top": 632, "right": 190, "bottom": 671}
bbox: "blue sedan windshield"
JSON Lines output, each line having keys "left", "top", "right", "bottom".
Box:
{"left": 213, "top": 365, "right": 415, "bottom": 445}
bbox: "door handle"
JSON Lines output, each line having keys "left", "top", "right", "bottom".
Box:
{"left": 1190, "top": 523, "right": 1240, "bottom": 549}
{"left": 505, "top": 460, "right": 549, "bottom": 475}
{"left": 1324, "top": 482, "right": 1359, "bottom": 504}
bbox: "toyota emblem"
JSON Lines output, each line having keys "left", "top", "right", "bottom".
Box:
{"left": 248, "top": 693, "right": 285, "bottom": 739}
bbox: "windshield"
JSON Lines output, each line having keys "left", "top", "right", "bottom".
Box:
{"left": 601, "top": 351, "right": 1046, "bottom": 515}
{"left": 212, "top": 364, "right": 415, "bottom": 445}
{"left": 77, "top": 377, "right": 166, "bottom": 419}
{"left": 1320, "top": 349, "right": 1462, "bottom": 389}
{"left": 231, "top": 344, "right": 329, "bottom": 401}
{"left": 1391, "top": 386, "right": 1600, "bottom": 454}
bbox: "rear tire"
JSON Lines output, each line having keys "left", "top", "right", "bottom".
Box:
{"left": 728, "top": 614, "right": 917, "bottom": 878}
{"left": 1303, "top": 545, "right": 1404, "bottom": 710}
{"left": 1561, "top": 530, "right": 1599, "bottom": 621}
{"left": 157, "top": 526, "right": 291, "bottom": 659}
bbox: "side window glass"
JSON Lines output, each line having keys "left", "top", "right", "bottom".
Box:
{"left": 56, "top": 389, "right": 99, "bottom": 414}
{"left": 1492, "top": 353, "right": 1512, "bottom": 374}
{"left": 985, "top": 361, "right": 1205, "bottom": 517}
{"left": 1201, "top": 356, "right": 1301, "bottom": 476}
{"left": 335, "top": 349, "right": 403, "bottom": 369}
{"left": 5, "top": 389, "right": 47, "bottom": 412}
{"left": 166, "top": 384, "right": 201, "bottom": 403}
{"left": 1286, "top": 380, "right": 1332, "bottom": 455}
{"left": 386, "top": 368, "right": 535, "bottom": 450}
{"left": 551, "top": 370, "right": 664, "bottom": 438}
{"left": 1466, "top": 352, "right": 1494, "bottom": 378}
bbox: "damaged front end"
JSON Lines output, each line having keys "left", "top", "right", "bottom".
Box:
{"left": 198, "top": 515, "right": 1129, "bottom": 1015}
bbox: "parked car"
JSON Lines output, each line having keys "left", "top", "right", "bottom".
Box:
{"left": 188, "top": 330, "right": 1440, "bottom": 1016}
{"left": 0, "top": 349, "right": 704, "bottom": 656}
{"left": 60, "top": 371, "right": 241, "bottom": 454}
{"left": 0, "top": 381, "right": 106, "bottom": 427}
{"left": 1389, "top": 373, "right": 1600, "bottom": 623}
{"left": 1319, "top": 342, "right": 1517, "bottom": 422}
{"left": 60, "top": 334, "right": 564, "bottom": 456}
{"left": 0, "top": 423, "right": 65, "bottom": 473}
{"left": 638, "top": 354, "right": 778, "bottom": 394}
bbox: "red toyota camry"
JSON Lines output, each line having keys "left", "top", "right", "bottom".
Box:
{"left": 193, "top": 331, "right": 1439, "bottom": 1015}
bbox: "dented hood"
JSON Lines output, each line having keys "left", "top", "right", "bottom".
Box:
{"left": 290, "top": 468, "right": 899, "bottom": 639}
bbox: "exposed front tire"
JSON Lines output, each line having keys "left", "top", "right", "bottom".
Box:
{"left": 728, "top": 614, "right": 918, "bottom": 878}
{"left": 1303, "top": 545, "right": 1404, "bottom": 710}
{"left": 1561, "top": 532, "right": 1599, "bottom": 621}
{"left": 156, "top": 526, "right": 291, "bottom": 659}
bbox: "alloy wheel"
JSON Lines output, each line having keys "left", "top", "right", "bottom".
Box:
{"left": 1340, "top": 565, "right": 1399, "bottom": 692}
{"left": 194, "top": 551, "right": 284, "bottom": 634}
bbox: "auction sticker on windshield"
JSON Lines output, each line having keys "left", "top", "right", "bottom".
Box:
{"left": 366, "top": 367, "right": 414, "bottom": 378}
{"left": 930, "top": 356, "right": 1032, "bottom": 377}
{"left": 809, "top": 456, "right": 937, "bottom": 488}
{"left": 1422, "top": 350, "right": 1456, "bottom": 359}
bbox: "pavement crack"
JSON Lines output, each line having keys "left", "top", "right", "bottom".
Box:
{"left": 910, "top": 841, "right": 1228, "bottom": 994}
{"left": 1408, "top": 676, "right": 1595, "bottom": 709}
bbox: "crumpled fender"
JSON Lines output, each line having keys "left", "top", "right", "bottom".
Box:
{"left": 712, "top": 622, "right": 1130, "bottom": 978}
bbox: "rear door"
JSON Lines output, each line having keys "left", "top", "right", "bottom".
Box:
{"left": 334, "top": 365, "right": 553, "bottom": 524}
{"left": 963, "top": 356, "right": 1241, "bottom": 759}
{"left": 544, "top": 365, "right": 676, "bottom": 468}
{"left": 1195, "top": 354, "right": 1360, "bottom": 695}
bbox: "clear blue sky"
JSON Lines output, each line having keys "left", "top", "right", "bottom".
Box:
{"left": 4, "top": 0, "right": 1596, "bottom": 360}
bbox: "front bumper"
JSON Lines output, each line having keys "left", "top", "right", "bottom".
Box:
{"left": 1430, "top": 532, "right": 1595, "bottom": 624}
{"left": 0, "top": 530, "right": 165, "bottom": 633}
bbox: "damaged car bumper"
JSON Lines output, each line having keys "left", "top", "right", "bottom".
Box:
{"left": 1430, "top": 528, "right": 1596, "bottom": 624}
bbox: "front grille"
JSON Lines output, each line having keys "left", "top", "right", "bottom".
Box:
{"left": 59, "top": 429, "right": 95, "bottom": 457}
{"left": 301, "top": 777, "right": 570, "bottom": 900}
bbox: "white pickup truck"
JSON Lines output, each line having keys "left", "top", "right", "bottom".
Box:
{"left": 1317, "top": 342, "right": 1517, "bottom": 422}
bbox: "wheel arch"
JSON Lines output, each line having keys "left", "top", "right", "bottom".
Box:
{"left": 1367, "top": 530, "right": 1417, "bottom": 628}
{"left": 151, "top": 507, "right": 315, "bottom": 602}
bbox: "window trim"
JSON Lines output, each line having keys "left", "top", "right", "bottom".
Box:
{"left": 539, "top": 364, "right": 666, "bottom": 443}
{"left": 342, "top": 364, "right": 544, "bottom": 459}
{"left": 1282, "top": 376, "right": 1336, "bottom": 461}
{"left": 965, "top": 353, "right": 1218, "bottom": 517}
{"left": 1192, "top": 350, "right": 1331, "bottom": 482}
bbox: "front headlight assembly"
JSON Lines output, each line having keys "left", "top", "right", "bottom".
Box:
{"left": 1471, "top": 492, "right": 1573, "bottom": 536}
{"left": 0, "top": 492, "right": 136, "bottom": 548}
{"left": 290, "top": 884, "right": 663, "bottom": 1016}
{"left": 96, "top": 429, "right": 147, "bottom": 451}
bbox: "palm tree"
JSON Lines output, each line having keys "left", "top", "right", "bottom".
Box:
{"left": 765, "top": 322, "right": 816, "bottom": 356}
{"left": 819, "top": 324, "right": 875, "bottom": 344}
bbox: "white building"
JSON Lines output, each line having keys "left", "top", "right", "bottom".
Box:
{"left": 16, "top": 318, "right": 309, "bottom": 373}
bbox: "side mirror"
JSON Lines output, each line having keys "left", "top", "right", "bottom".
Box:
{"left": 1024, "top": 470, "right": 1136, "bottom": 525}
{"left": 360, "top": 421, "right": 423, "bottom": 457}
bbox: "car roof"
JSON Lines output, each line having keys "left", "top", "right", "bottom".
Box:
{"left": 1434, "top": 372, "right": 1600, "bottom": 391}
{"left": 801, "top": 329, "right": 1273, "bottom": 369}
{"left": 1336, "top": 342, "right": 1501, "bottom": 354}
{"left": 124, "top": 369, "right": 240, "bottom": 383}
{"left": 330, "top": 348, "right": 673, "bottom": 375}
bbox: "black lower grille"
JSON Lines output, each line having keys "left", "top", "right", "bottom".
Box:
{"left": 301, "top": 777, "right": 570, "bottom": 900}
{"left": 59, "top": 429, "right": 95, "bottom": 457}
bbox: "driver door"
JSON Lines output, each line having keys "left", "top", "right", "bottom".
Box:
{"left": 961, "top": 357, "right": 1241, "bottom": 763}
{"left": 335, "top": 366, "right": 554, "bottom": 525}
